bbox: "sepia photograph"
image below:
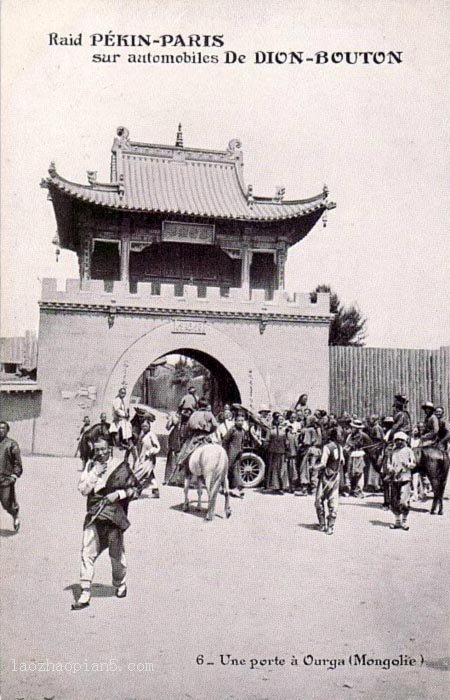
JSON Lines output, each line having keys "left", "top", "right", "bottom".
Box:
{"left": 1, "top": 1, "right": 449, "bottom": 699}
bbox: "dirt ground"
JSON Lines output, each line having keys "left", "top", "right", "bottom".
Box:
{"left": 1, "top": 456, "right": 449, "bottom": 700}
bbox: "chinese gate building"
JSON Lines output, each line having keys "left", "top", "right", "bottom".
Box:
{"left": 37, "top": 126, "right": 335, "bottom": 454}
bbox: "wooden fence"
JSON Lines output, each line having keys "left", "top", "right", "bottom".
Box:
{"left": 330, "top": 346, "right": 450, "bottom": 424}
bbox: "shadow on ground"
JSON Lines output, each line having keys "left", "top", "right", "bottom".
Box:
{"left": 0, "top": 528, "right": 17, "bottom": 538}
{"left": 369, "top": 519, "right": 392, "bottom": 528}
{"left": 64, "top": 582, "right": 116, "bottom": 601}
{"left": 298, "top": 523, "right": 321, "bottom": 531}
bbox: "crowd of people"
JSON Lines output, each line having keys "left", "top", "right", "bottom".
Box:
{"left": 74, "top": 389, "right": 450, "bottom": 514}
{"left": 2, "top": 386, "right": 447, "bottom": 612}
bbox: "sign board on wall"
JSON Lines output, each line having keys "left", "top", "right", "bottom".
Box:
{"left": 162, "top": 221, "right": 215, "bottom": 245}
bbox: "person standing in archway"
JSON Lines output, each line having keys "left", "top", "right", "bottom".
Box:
{"left": 164, "top": 410, "right": 182, "bottom": 485}
{"left": 109, "top": 386, "right": 133, "bottom": 448}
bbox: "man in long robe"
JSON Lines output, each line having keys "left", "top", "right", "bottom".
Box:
{"left": 133, "top": 417, "right": 160, "bottom": 497}
{"left": 265, "top": 413, "right": 287, "bottom": 494}
{"left": 109, "top": 386, "right": 133, "bottom": 446}
{"left": 222, "top": 413, "right": 246, "bottom": 498}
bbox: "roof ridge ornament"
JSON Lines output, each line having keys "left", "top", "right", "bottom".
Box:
{"left": 87, "top": 170, "right": 97, "bottom": 185}
{"left": 112, "top": 127, "right": 130, "bottom": 151}
{"left": 175, "top": 123, "right": 183, "bottom": 148}
{"left": 227, "top": 139, "right": 242, "bottom": 153}
{"left": 273, "top": 186, "right": 286, "bottom": 203}
{"left": 48, "top": 161, "right": 57, "bottom": 177}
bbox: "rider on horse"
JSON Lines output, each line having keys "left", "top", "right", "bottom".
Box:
{"left": 391, "top": 394, "right": 412, "bottom": 438}
{"left": 176, "top": 399, "right": 218, "bottom": 468}
{"left": 435, "top": 406, "right": 450, "bottom": 451}
{"left": 420, "top": 401, "right": 440, "bottom": 447}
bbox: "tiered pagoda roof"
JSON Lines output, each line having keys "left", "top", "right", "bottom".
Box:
{"left": 42, "top": 126, "right": 335, "bottom": 225}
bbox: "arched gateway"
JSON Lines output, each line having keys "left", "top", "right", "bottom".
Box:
{"left": 102, "top": 321, "right": 270, "bottom": 412}
{"left": 36, "top": 127, "right": 335, "bottom": 455}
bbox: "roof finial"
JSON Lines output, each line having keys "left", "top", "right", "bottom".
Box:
{"left": 176, "top": 123, "right": 183, "bottom": 148}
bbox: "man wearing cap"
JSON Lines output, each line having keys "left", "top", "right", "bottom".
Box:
{"left": 215, "top": 404, "right": 235, "bottom": 443}
{"left": 386, "top": 432, "right": 415, "bottom": 530}
{"left": 344, "top": 420, "right": 372, "bottom": 497}
{"left": 258, "top": 404, "right": 272, "bottom": 423}
{"left": 391, "top": 395, "right": 412, "bottom": 437}
{"left": 0, "top": 421, "right": 22, "bottom": 533}
{"left": 421, "top": 402, "right": 440, "bottom": 447}
{"left": 72, "top": 438, "right": 140, "bottom": 610}
{"left": 315, "top": 427, "right": 344, "bottom": 535}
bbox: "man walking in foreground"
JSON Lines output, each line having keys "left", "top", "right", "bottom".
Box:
{"left": 72, "top": 438, "right": 140, "bottom": 610}
{"left": 0, "top": 421, "right": 22, "bottom": 533}
{"left": 315, "top": 427, "right": 344, "bottom": 535}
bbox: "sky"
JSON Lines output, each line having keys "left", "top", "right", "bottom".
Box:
{"left": 1, "top": 0, "right": 449, "bottom": 348}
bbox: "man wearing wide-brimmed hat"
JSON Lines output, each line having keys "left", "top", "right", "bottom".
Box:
{"left": 386, "top": 431, "right": 415, "bottom": 530}
{"left": 420, "top": 401, "right": 439, "bottom": 447}
{"left": 391, "top": 394, "right": 412, "bottom": 437}
{"left": 258, "top": 404, "right": 272, "bottom": 423}
{"left": 344, "top": 419, "right": 372, "bottom": 497}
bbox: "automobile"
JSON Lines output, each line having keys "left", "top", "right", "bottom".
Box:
{"left": 231, "top": 403, "right": 271, "bottom": 488}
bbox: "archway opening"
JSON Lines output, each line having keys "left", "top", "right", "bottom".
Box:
{"left": 130, "top": 347, "right": 241, "bottom": 415}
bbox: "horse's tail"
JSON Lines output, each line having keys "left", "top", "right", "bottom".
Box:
{"left": 437, "top": 449, "right": 450, "bottom": 497}
{"left": 206, "top": 447, "right": 228, "bottom": 511}
{"left": 208, "top": 446, "right": 228, "bottom": 487}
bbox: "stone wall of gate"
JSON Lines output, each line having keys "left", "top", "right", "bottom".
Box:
{"left": 34, "top": 279, "right": 331, "bottom": 455}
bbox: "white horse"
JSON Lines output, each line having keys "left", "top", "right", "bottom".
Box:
{"left": 183, "top": 443, "right": 231, "bottom": 521}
